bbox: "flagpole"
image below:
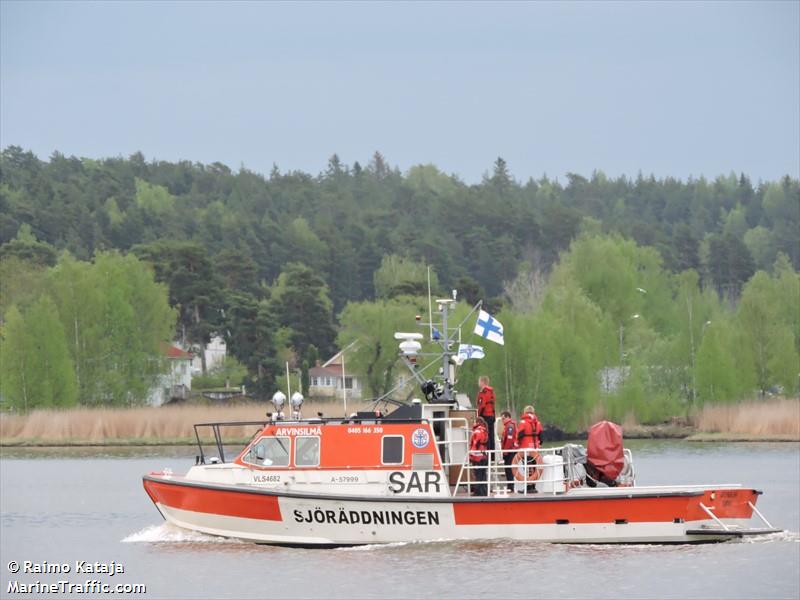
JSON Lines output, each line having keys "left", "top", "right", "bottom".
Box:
{"left": 342, "top": 351, "right": 347, "bottom": 418}
{"left": 455, "top": 300, "right": 483, "bottom": 331}
{"left": 504, "top": 344, "right": 512, "bottom": 416}
{"left": 286, "top": 361, "right": 291, "bottom": 399}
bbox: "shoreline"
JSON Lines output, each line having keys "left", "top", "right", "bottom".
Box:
{"left": 2, "top": 398, "right": 798, "bottom": 447}
{"left": 2, "top": 428, "right": 798, "bottom": 448}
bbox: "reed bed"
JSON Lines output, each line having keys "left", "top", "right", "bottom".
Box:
{"left": 0, "top": 401, "right": 372, "bottom": 445}
{"left": 692, "top": 397, "right": 800, "bottom": 439}
{"left": 2, "top": 398, "right": 798, "bottom": 445}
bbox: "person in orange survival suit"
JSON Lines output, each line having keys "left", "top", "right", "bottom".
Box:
{"left": 476, "top": 376, "right": 496, "bottom": 454}
{"left": 517, "top": 405, "right": 543, "bottom": 450}
{"left": 499, "top": 411, "right": 518, "bottom": 491}
{"left": 469, "top": 416, "right": 490, "bottom": 496}
{"left": 516, "top": 405, "right": 543, "bottom": 492}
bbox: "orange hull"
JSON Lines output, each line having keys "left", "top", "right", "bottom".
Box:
{"left": 143, "top": 474, "right": 767, "bottom": 545}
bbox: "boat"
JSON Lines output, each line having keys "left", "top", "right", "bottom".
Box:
{"left": 142, "top": 295, "right": 780, "bottom": 546}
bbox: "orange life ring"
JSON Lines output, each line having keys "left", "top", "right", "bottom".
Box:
{"left": 512, "top": 451, "right": 541, "bottom": 482}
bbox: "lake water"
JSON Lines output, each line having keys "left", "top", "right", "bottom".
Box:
{"left": 1, "top": 441, "right": 798, "bottom": 599}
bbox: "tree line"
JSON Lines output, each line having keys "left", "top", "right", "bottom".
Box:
{"left": 1, "top": 250, "right": 175, "bottom": 409}
{"left": 0, "top": 147, "right": 797, "bottom": 422}
{"left": 337, "top": 236, "right": 798, "bottom": 431}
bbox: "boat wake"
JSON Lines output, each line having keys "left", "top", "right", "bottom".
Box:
{"left": 122, "top": 523, "right": 242, "bottom": 544}
{"left": 741, "top": 530, "right": 799, "bottom": 544}
{"left": 338, "top": 541, "right": 412, "bottom": 551}
{"left": 338, "top": 538, "right": 460, "bottom": 551}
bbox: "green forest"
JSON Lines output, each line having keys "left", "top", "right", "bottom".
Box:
{"left": 0, "top": 146, "right": 798, "bottom": 430}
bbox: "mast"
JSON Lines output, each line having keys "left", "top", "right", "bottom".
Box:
{"left": 438, "top": 294, "right": 455, "bottom": 403}
{"left": 396, "top": 291, "right": 460, "bottom": 405}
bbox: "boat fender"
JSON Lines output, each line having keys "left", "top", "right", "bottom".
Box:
{"left": 512, "top": 451, "right": 541, "bottom": 482}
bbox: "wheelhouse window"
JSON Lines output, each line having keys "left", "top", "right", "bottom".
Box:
{"left": 243, "top": 437, "right": 290, "bottom": 467}
{"left": 382, "top": 435, "right": 404, "bottom": 465}
{"left": 295, "top": 436, "right": 320, "bottom": 467}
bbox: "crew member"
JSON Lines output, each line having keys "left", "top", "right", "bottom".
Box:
{"left": 516, "top": 406, "right": 543, "bottom": 492}
{"left": 499, "top": 410, "right": 517, "bottom": 491}
{"left": 517, "top": 405, "right": 543, "bottom": 449}
{"left": 476, "top": 376, "right": 496, "bottom": 453}
{"left": 469, "top": 416, "right": 489, "bottom": 497}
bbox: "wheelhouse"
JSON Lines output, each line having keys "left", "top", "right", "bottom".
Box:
{"left": 189, "top": 401, "right": 611, "bottom": 498}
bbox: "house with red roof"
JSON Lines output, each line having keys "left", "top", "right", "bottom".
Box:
{"left": 147, "top": 343, "right": 194, "bottom": 406}
{"left": 308, "top": 348, "right": 363, "bottom": 400}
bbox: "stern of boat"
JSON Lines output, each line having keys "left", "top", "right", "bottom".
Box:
{"left": 684, "top": 487, "right": 781, "bottom": 540}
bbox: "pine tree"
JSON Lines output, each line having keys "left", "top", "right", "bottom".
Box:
{"left": 271, "top": 263, "right": 336, "bottom": 360}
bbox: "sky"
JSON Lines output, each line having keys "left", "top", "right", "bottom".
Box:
{"left": 1, "top": 1, "right": 798, "bottom": 183}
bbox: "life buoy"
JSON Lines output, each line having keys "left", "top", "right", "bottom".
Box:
{"left": 512, "top": 451, "right": 541, "bottom": 482}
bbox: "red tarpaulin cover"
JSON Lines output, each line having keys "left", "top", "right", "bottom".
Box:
{"left": 587, "top": 421, "right": 624, "bottom": 480}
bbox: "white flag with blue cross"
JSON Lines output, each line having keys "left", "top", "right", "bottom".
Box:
{"left": 457, "top": 344, "right": 485, "bottom": 361}
{"left": 473, "top": 309, "right": 504, "bottom": 345}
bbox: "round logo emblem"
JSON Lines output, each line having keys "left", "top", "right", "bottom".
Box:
{"left": 411, "top": 428, "right": 430, "bottom": 449}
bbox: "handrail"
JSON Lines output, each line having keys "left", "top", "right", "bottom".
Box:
{"left": 192, "top": 418, "right": 428, "bottom": 427}
{"left": 193, "top": 417, "right": 439, "bottom": 464}
{"left": 454, "top": 447, "right": 569, "bottom": 496}
{"left": 194, "top": 422, "right": 269, "bottom": 464}
{"left": 427, "top": 415, "right": 577, "bottom": 497}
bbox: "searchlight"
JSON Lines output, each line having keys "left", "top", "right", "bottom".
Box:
{"left": 271, "top": 391, "right": 286, "bottom": 420}
{"left": 290, "top": 391, "right": 304, "bottom": 420}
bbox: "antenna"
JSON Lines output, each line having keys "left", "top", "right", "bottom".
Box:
{"left": 285, "top": 361, "right": 291, "bottom": 399}
{"left": 427, "top": 266, "right": 433, "bottom": 341}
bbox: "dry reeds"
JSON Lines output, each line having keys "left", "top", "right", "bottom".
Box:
{"left": 693, "top": 397, "right": 800, "bottom": 439}
{"left": 3, "top": 398, "right": 798, "bottom": 444}
{"left": 0, "top": 401, "right": 372, "bottom": 444}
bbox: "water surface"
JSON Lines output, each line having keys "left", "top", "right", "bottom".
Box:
{"left": 1, "top": 442, "right": 798, "bottom": 599}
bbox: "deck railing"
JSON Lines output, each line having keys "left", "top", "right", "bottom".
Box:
{"left": 193, "top": 421, "right": 269, "bottom": 464}
{"left": 428, "top": 417, "right": 635, "bottom": 497}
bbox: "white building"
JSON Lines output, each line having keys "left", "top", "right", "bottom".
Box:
{"left": 147, "top": 344, "right": 193, "bottom": 406}
{"left": 190, "top": 335, "right": 227, "bottom": 374}
{"left": 309, "top": 350, "right": 363, "bottom": 400}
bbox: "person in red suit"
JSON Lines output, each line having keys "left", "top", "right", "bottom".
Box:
{"left": 517, "top": 405, "right": 543, "bottom": 449}
{"left": 476, "top": 376, "right": 496, "bottom": 453}
{"left": 469, "top": 417, "right": 489, "bottom": 496}
{"left": 499, "top": 410, "right": 518, "bottom": 491}
{"left": 516, "top": 405, "right": 543, "bottom": 492}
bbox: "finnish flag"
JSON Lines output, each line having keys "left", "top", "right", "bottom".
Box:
{"left": 473, "top": 309, "right": 504, "bottom": 345}
{"left": 457, "top": 344, "right": 485, "bottom": 361}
